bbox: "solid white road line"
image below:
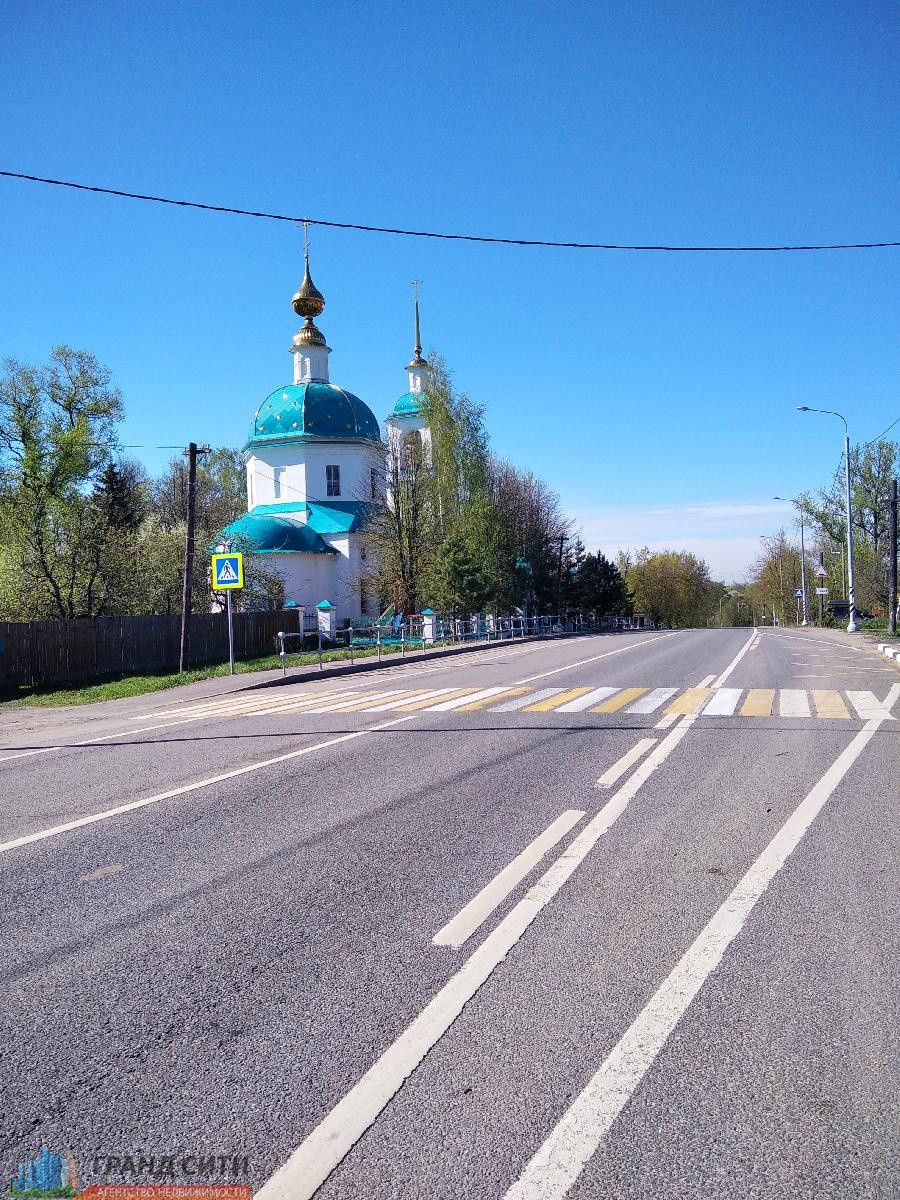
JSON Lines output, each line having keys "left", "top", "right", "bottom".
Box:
{"left": 0, "top": 714, "right": 418, "bottom": 856}
{"left": 595, "top": 738, "right": 657, "bottom": 789}
{"left": 702, "top": 688, "right": 742, "bottom": 716}
{"left": 625, "top": 688, "right": 677, "bottom": 715}
{"left": 254, "top": 712, "right": 699, "bottom": 1200}
{"left": 432, "top": 810, "right": 586, "bottom": 949}
{"left": 514, "top": 633, "right": 679, "bottom": 685}
{"left": 504, "top": 688, "right": 900, "bottom": 1200}
{"left": 846, "top": 690, "right": 896, "bottom": 720}
{"left": 779, "top": 689, "right": 811, "bottom": 718}
{"left": 653, "top": 714, "right": 678, "bottom": 730}
{"left": 428, "top": 686, "right": 513, "bottom": 712}
{"left": 493, "top": 688, "right": 564, "bottom": 712}
{"left": 554, "top": 687, "right": 618, "bottom": 713}
{"left": 711, "top": 629, "right": 757, "bottom": 689}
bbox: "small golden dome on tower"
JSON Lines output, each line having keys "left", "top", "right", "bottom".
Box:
{"left": 293, "top": 318, "right": 328, "bottom": 349}
{"left": 291, "top": 254, "right": 325, "bottom": 320}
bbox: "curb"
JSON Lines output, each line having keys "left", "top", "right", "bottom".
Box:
{"left": 876, "top": 641, "right": 900, "bottom": 666}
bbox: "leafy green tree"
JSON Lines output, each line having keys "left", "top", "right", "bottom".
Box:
{"left": 574, "top": 552, "right": 632, "bottom": 616}
{"left": 0, "top": 347, "right": 123, "bottom": 618}
{"left": 626, "top": 547, "right": 717, "bottom": 627}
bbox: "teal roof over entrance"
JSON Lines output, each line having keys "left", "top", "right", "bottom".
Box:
{"left": 243, "top": 500, "right": 372, "bottom": 534}
{"left": 245, "top": 382, "right": 381, "bottom": 450}
{"left": 220, "top": 513, "right": 337, "bottom": 555}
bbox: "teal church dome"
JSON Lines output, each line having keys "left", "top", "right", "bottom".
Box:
{"left": 245, "top": 382, "right": 381, "bottom": 450}
{"left": 390, "top": 391, "right": 424, "bottom": 418}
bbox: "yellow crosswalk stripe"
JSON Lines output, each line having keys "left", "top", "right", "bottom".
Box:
{"left": 740, "top": 688, "right": 775, "bottom": 717}
{"left": 393, "top": 688, "right": 480, "bottom": 711}
{"left": 811, "top": 689, "right": 851, "bottom": 719}
{"left": 331, "top": 691, "right": 425, "bottom": 712}
{"left": 665, "top": 687, "right": 711, "bottom": 715}
{"left": 455, "top": 688, "right": 529, "bottom": 712}
{"left": 522, "top": 687, "right": 594, "bottom": 713}
{"left": 591, "top": 687, "right": 647, "bottom": 713}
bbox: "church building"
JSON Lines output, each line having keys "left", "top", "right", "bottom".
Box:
{"left": 222, "top": 254, "right": 428, "bottom": 623}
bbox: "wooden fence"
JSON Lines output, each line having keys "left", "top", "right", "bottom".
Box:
{"left": 0, "top": 611, "right": 291, "bottom": 690}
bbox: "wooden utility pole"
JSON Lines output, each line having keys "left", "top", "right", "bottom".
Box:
{"left": 890, "top": 476, "right": 898, "bottom": 635}
{"left": 179, "top": 442, "right": 200, "bottom": 673}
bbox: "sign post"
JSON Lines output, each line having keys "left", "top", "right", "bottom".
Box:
{"left": 211, "top": 552, "right": 244, "bottom": 675}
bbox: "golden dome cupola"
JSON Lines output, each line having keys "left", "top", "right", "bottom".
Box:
{"left": 290, "top": 234, "right": 332, "bottom": 382}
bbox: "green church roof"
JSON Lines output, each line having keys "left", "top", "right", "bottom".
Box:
{"left": 245, "top": 382, "right": 381, "bottom": 450}
{"left": 389, "top": 391, "right": 424, "bottom": 418}
{"left": 245, "top": 500, "right": 372, "bottom": 533}
{"left": 220, "top": 513, "right": 337, "bottom": 555}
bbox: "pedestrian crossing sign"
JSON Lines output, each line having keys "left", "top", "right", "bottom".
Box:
{"left": 211, "top": 552, "right": 244, "bottom": 590}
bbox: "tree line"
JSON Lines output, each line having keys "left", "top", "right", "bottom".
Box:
{"left": 1, "top": 346, "right": 729, "bottom": 628}
{"left": 743, "top": 437, "right": 898, "bottom": 624}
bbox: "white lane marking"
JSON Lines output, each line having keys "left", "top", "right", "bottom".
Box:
{"left": 432, "top": 810, "right": 586, "bottom": 949}
{"left": 779, "top": 689, "right": 811, "bottom": 717}
{"left": 554, "top": 687, "right": 618, "bottom": 713}
{"left": 513, "top": 633, "right": 679, "bottom": 685}
{"left": 427, "top": 686, "right": 514, "bottom": 712}
{"left": 653, "top": 713, "right": 678, "bottom": 730}
{"left": 846, "top": 690, "right": 896, "bottom": 720}
{"left": 361, "top": 688, "right": 458, "bottom": 712}
{"left": 702, "top": 688, "right": 742, "bottom": 716}
{"left": 711, "top": 629, "right": 757, "bottom": 689}
{"left": 493, "top": 688, "right": 564, "bottom": 712}
{"left": 697, "top": 674, "right": 716, "bottom": 687}
{"left": 625, "top": 688, "right": 677, "bottom": 715}
{"left": 253, "top": 713, "right": 698, "bottom": 1200}
{"left": 595, "top": 738, "right": 657, "bottom": 789}
{"left": 504, "top": 689, "right": 900, "bottom": 1200}
{"left": 0, "top": 715, "right": 418, "bottom": 856}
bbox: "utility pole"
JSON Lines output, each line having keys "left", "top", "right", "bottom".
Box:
{"left": 890, "top": 476, "right": 898, "bottom": 635}
{"left": 556, "top": 533, "right": 565, "bottom": 617}
{"left": 179, "top": 442, "right": 210, "bottom": 673}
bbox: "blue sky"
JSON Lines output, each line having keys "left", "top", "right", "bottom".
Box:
{"left": 2, "top": 0, "right": 896, "bottom": 580}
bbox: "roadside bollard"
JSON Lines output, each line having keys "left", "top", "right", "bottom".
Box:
{"left": 278, "top": 631, "right": 286, "bottom": 678}
{"left": 317, "top": 629, "right": 323, "bottom": 671}
{"left": 377, "top": 626, "right": 382, "bottom": 662}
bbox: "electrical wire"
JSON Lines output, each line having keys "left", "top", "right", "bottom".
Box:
{"left": 2, "top": 170, "right": 897, "bottom": 252}
{"left": 864, "top": 414, "right": 900, "bottom": 445}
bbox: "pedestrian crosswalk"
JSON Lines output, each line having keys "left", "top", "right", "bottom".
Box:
{"left": 142, "top": 683, "right": 897, "bottom": 724}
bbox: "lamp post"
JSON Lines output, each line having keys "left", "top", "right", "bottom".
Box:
{"left": 796, "top": 406, "right": 857, "bottom": 632}
{"left": 774, "top": 497, "right": 808, "bottom": 625}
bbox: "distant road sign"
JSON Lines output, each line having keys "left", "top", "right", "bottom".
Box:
{"left": 815, "top": 587, "right": 829, "bottom": 595}
{"left": 794, "top": 588, "right": 804, "bottom": 597}
{"left": 815, "top": 566, "right": 828, "bottom": 578}
{"left": 211, "top": 552, "right": 244, "bottom": 590}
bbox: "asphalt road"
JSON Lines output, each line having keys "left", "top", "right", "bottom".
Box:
{"left": 1, "top": 628, "right": 897, "bottom": 1199}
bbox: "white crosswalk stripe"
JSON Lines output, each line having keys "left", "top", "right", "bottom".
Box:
{"left": 625, "top": 687, "right": 678, "bottom": 714}
{"left": 554, "top": 687, "right": 619, "bottom": 713}
{"left": 702, "top": 688, "right": 742, "bottom": 716}
{"left": 779, "top": 689, "right": 811, "bottom": 717}
{"left": 492, "top": 688, "right": 565, "bottom": 712}
{"left": 846, "top": 690, "right": 895, "bottom": 720}
{"left": 428, "top": 687, "right": 515, "bottom": 712}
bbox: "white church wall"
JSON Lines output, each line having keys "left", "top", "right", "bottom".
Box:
{"left": 246, "top": 449, "right": 307, "bottom": 508}
{"left": 302, "top": 442, "right": 383, "bottom": 504}
{"left": 270, "top": 553, "right": 336, "bottom": 610}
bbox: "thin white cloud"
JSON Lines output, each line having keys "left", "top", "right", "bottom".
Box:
{"left": 567, "top": 500, "right": 789, "bottom": 581}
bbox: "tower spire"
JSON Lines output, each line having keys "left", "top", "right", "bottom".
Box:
{"left": 406, "top": 279, "right": 427, "bottom": 375}
{"left": 290, "top": 223, "right": 331, "bottom": 383}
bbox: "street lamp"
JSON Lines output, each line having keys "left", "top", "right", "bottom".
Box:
{"left": 774, "top": 496, "right": 809, "bottom": 625}
{"left": 796, "top": 406, "right": 857, "bottom": 632}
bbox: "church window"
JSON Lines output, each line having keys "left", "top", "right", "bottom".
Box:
{"left": 274, "top": 467, "right": 284, "bottom": 499}
{"left": 326, "top": 464, "right": 341, "bottom": 496}
{"left": 370, "top": 467, "right": 379, "bottom": 499}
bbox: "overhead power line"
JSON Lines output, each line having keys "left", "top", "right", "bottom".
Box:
{"left": 2, "top": 169, "right": 898, "bottom": 252}
{"left": 865, "top": 414, "right": 900, "bottom": 445}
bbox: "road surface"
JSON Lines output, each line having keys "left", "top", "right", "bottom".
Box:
{"left": 1, "top": 627, "right": 897, "bottom": 1199}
